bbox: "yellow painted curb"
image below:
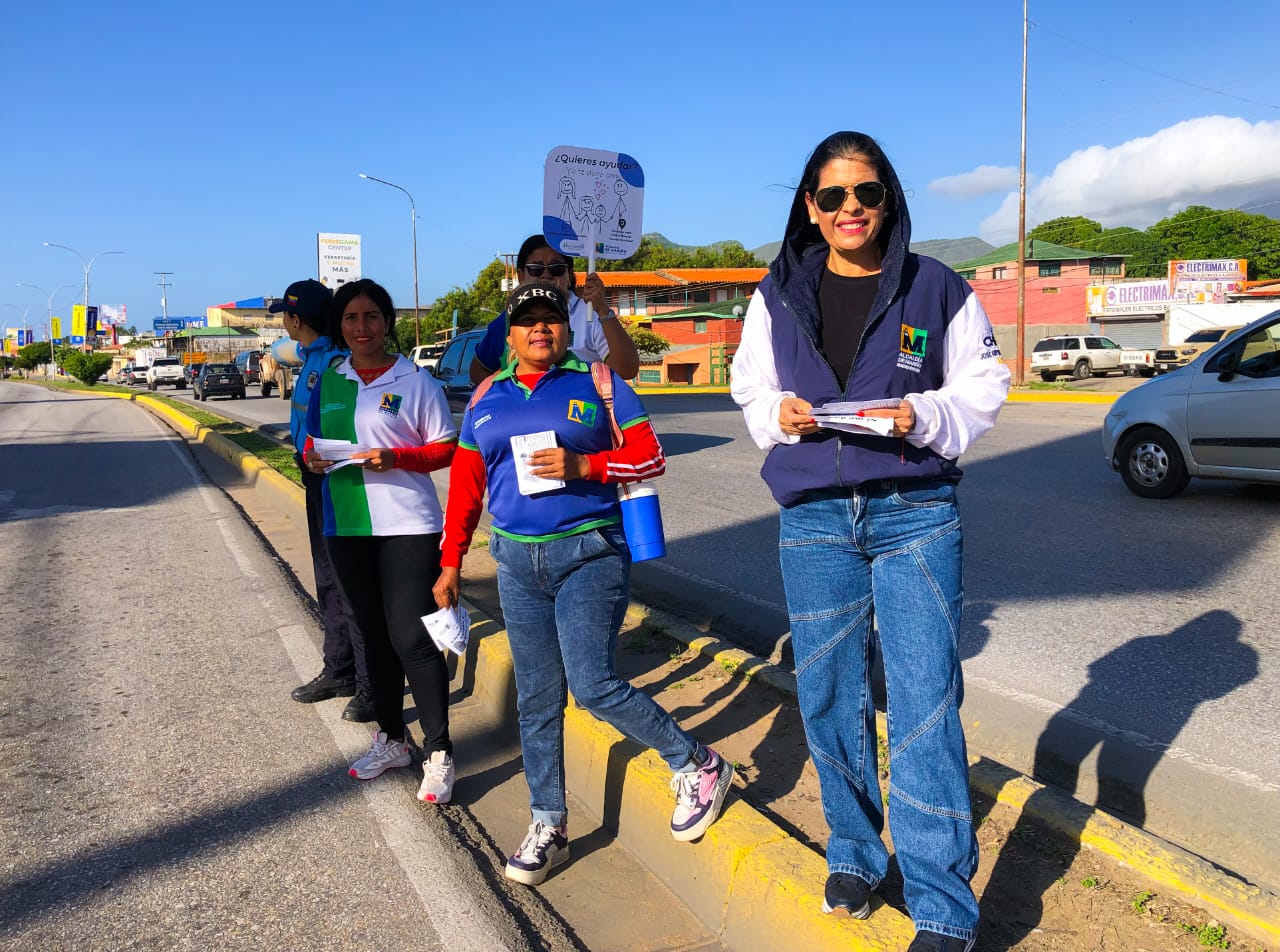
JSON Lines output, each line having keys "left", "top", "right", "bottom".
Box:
{"left": 1007, "top": 390, "right": 1119, "bottom": 404}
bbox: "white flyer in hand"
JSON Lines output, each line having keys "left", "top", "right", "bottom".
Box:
{"left": 811, "top": 399, "right": 901, "bottom": 437}
{"left": 421, "top": 604, "right": 471, "bottom": 656}
{"left": 511, "top": 431, "right": 565, "bottom": 495}
{"left": 312, "top": 437, "right": 369, "bottom": 460}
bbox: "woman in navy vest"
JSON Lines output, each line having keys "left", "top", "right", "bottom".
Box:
{"left": 731, "top": 131, "right": 1010, "bottom": 952}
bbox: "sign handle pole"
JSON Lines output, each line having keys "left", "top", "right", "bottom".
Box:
{"left": 585, "top": 219, "right": 599, "bottom": 323}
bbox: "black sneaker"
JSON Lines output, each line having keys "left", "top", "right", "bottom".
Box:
{"left": 821, "top": 872, "right": 871, "bottom": 918}
{"left": 907, "top": 930, "right": 975, "bottom": 952}
{"left": 341, "top": 687, "right": 375, "bottom": 722}
{"left": 291, "top": 673, "right": 356, "bottom": 704}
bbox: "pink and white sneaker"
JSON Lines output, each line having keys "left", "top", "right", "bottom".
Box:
{"left": 669, "top": 747, "right": 733, "bottom": 841}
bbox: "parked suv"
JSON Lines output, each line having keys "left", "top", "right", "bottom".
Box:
{"left": 1030, "top": 335, "right": 1125, "bottom": 381}
{"left": 1153, "top": 325, "right": 1245, "bottom": 374}
{"left": 147, "top": 356, "right": 187, "bottom": 390}
{"left": 233, "top": 350, "right": 263, "bottom": 385}
{"left": 410, "top": 343, "right": 447, "bottom": 372}
{"left": 431, "top": 329, "right": 486, "bottom": 411}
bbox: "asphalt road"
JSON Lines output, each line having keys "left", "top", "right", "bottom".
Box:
{"left": 0, "top": 385, "right": 552, "bottom": 950}
{"left": 153, "top": 379, "right": 1280, "bottom": 889}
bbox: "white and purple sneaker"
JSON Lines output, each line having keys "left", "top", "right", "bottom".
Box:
{"left": 505, "top": 821, "right": 569, "bottom": 885}
{"left": 670, "top": 747, "right": 733, "bottom": 841}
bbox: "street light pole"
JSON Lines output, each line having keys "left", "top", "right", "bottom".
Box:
{"left": 359, "top": 173, "right": 421, "bottom": 348}
{"left": 18, "top": 283, "right": 76, "bottom": 375}
{"left": 43, "top": 242, "right": 123, "bottom": 350}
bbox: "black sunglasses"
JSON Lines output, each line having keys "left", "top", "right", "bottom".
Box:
{"left": 813, "top": 181, "right": 887, "bottom": 213}
{"left": 521, "top": 262, "right": 570, "bottom": 278}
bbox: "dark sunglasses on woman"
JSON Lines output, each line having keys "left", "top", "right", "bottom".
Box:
{"left": 813, "top": 181, "right": 887, "bottom": 213}
{"left": 522, "top": 262, "right": 570, "bottom": 278}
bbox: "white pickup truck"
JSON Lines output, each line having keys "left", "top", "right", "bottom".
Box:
{"left": 1031, "top": 334, "right": 1151, "bottom": 381}
{"left": 146, "top": 356, "right": 187, "bottom": 390}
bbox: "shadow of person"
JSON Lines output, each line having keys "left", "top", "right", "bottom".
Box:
{"left": 978, "top": 610, "right": 1256, "bottom": 950}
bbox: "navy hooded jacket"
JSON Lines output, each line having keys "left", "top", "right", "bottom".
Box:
{"left": 731, "top": 151, "right": 1010, "bottom": 507}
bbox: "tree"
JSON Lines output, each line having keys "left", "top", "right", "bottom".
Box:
{"left": 14, "top": 341, "right": 51, "bottom": 372}
{"left": 60, "top": 351, "right": 113, "bottom": 386}
{"left": 1028, "top": 216, "right": 1103, "bottom": 248}
{"left": 628, "top": 327, "right": 670, "bottom": 360}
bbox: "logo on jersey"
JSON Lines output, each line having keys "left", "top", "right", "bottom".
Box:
{"left": 306, "top": 370, "right": 319, "bottom": 391}
{"left": 379, "top": 393, "right": 404, "bottom": 417}
{"left": 567, "top": 399, "right": 598, "bottom": 426}
{"left": 897, "top": 324, "right": 927, "bottom": 373}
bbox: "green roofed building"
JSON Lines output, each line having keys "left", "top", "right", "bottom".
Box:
{"left": 950, "top": 239, "right": 1126, "bottom": 281}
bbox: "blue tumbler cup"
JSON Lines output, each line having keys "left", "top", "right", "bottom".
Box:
{"left": 618, "top": 483, "right": 666, "bottom": 562}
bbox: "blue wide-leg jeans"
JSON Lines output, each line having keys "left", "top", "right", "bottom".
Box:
{"left": 778, "top": 480, "right": 979, "bottom": 942}
{"left": 491, "top": 525, "right": 701, "bottom": 829}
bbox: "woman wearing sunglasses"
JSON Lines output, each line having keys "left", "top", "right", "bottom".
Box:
{"left": 730, "top": 132, "right": 1009, "bottom": 952}
{"left": 469, "top": 233, "right": 640, "bottom": 383}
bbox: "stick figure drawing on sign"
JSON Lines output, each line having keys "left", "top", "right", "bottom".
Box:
{"left": 575, "top": 195, "right": 595, "bottom": 227}
{"left": 557, "top": 176, "right": 575, "bottom": 223}
{"left": 611, "top": 178, "right": 628, "bottom": 228}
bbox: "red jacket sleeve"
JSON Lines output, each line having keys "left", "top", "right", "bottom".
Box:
{"left": 440, "top": 445, "right": 487, "bottom": 569}
{"left": 392, "top": 440, "right": 456, "bottom": 473}
{"left": 583, "top": 419, "right": 666, "bottom": 483}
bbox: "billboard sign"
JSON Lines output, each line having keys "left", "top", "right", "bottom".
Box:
{"left": 1168, "top": 258, "right": 1247, "bottom": 304}
{"left": 153, "top": 318, "right": 185, "bottom": 334}
{"left": 98, "top": 303, "right": 126, "bottom": 325}
{"left": 317, "top": 233, "right": 361, "bottom": 289}
{"left": 1086, "top": 280, "right": 1179, "bottom": 316}
{"left": 542, "top": 145, "right": 644, "bottom": 261}
{"left": 50, "top": 318, "right": 63, "bottom": 341}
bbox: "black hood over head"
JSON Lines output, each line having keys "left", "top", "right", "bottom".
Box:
{"left": 769, "top": 132, "right": 913, "bottom": 337}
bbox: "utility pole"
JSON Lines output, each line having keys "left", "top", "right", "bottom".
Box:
{"left": 156, "top": 272, "right": 173, "bottom": 321}
{"left": 1015, "top": 0, "right": 1029, "bottom": 387}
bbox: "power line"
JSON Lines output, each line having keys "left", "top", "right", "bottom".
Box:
{"left": 1030, "top": 19, "right": 1280, "bottom": 112}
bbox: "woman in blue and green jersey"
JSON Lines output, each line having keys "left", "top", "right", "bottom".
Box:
{"left": 304, "top": 278, "right": 459, "bottom": 806}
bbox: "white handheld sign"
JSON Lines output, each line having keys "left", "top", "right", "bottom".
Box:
{"left": 543, "top": 145, "right": 644, "bottom": 262}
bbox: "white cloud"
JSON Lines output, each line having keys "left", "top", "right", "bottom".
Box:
{"left": 978, "top": 116, "right": 1280, "bottom": 243}
{"left": 929, "top": 165, "right": 1022, "bottom": 198}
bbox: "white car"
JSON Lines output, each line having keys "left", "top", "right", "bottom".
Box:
{"left": 1102, "top": 310, "right": 1280, "bottom": 498}
{"left": 1030, "top": 335, "right": 1126, "bottom": 381}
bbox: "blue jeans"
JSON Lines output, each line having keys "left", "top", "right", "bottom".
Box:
{"left": 490, "top": 525, "right": 701, "bottom": 828}
{"left": 778, "top": 481, "right": 978, "bottom": 941}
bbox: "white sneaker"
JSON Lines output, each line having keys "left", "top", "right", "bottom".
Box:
{"left": 349, "top": 730, "right": 413, "bottom": 780}
{"left": 417, "top": 750, "right": 455, "bottom": 804}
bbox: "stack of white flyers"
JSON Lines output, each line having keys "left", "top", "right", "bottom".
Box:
{"left": 311, "top": 437, "right": 371, "bottom": 472}
{"left": 810, "top": 399, "right": 901, "bottom": 437}
{"left": 421, "top": 604, "right": 472, "bottom": 656}
{"left": 510, "top": 431, "right": 565, "bottom": 495}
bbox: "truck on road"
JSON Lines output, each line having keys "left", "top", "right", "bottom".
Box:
{"left": 260, "top": 338, "right": 302, "bottom": 399}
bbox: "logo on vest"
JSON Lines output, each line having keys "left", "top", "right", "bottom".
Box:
{"left": 897, "top": 324, "right": 927, "bottom": 373}
{"left": 379, "top": 393, "right": 404, "bottom": 417}
{"left": 567, "top": 399, "right": 598, "bottom": 426}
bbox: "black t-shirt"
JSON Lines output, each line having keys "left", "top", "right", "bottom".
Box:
{"left": 818, "top": 270, "right": 880, "bottom": 389}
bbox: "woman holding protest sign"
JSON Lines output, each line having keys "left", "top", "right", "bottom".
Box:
{"left": 468, "top": 233, "right": 639, "bottom": 383}
{"left": 730, "top": 132, "right": 1009, "bottom": 952}
{"left": 303, "top": 278, "right": 459, "bottom": 805}
{"left": 435, "top": 279, "right": 731, "bottom": 886}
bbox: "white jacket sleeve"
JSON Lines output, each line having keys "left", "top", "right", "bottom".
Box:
{"left": 904, "top": 292, "right": 1010, "bottom": 459}
{"left": 730, "top": 290, "right": 800, "bottom": 450}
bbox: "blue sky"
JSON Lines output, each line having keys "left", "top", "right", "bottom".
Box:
{"left": 4, "top": 1, "right": 1279, "bottom": 337}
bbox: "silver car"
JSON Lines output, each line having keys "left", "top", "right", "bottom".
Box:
{"left": 1102, "top": 310, "right": 1280, "bottom": 498}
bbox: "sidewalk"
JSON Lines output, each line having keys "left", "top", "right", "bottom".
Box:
{"left": 25, "top": 381, "right": 1280, "bottom": 951}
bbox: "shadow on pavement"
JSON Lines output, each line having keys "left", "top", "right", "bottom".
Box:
{"left": 978, "top": 609, "right": 1257, "bottom": 951}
